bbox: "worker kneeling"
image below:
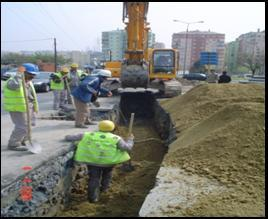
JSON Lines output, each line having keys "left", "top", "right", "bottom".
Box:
{"left": 66, "top": 120, "right": 134, "bottom": 203}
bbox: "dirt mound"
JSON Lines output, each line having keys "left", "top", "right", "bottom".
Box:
{"left": 161, "top": 83, "right": 265, "bottom": 216}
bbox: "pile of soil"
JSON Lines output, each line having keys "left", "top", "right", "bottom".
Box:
{"left": 160, "top": 83, "right": 265, "bottom": 216}
{"left": 57, "top": 120, "right": 166, "bottom": 217}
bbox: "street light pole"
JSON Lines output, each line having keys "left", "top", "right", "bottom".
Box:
{"left": 173, "top": 20, "right": 204, "bottom": 75}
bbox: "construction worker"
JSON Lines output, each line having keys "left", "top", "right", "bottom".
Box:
{"left": 218, "top": 71, "right": 232, "bottom": 83}
{"left": 65, "top": 120, "right": 134, "bottom": 203}
{"left": 50, "top": 67, "right": 69, "bottom": 110}
{"left": 67, "top": 63, "right": 85, "bottom": 104}
{"left": 206, "top": 69, "right": 218, "bottom": 83}
{"left": 71, "top": 69, "right": 113, "bottom": 128}
{"left": 3, "top": 63, "right": 39, "bottom": 151}
{"left": 68, "top": 63, "right": 84, "bottom": 91}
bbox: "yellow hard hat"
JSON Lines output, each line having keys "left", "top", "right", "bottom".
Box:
{"left": 71, "top": 63, "right": 78, "bottom": 68}
{"left": 99, "top": 120, "right": 115, "bottom": 132}
{"left": 61, "top": 67, "right": 69, "bottom": 73}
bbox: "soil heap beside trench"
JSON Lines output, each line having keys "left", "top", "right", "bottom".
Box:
{"left": 160, "top": 83, "right": 265, "bottom": 217}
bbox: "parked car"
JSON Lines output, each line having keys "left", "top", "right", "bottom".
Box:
{"left": 1, "top": 68, "right": 18, "bottom": 80}
{"left": 32, "top": 71, "right": 53, "bottom": 92}
{"left": 183, "top": 73, "right": 207, "bottom": 81}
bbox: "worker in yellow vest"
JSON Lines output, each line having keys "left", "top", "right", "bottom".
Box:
{"left": 50, "top": 67, "right": 69, "bottom": 110}
{"left": 65, "top": 120, "right": 134, "bottom": 203}
{"left": 3, "top": 63, "right": 39, "bottom": 151}
{"left": 67, "top": 63, "right": 85, "bottom": 104}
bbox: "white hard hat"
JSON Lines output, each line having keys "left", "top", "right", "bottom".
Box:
{"left": 96, "top": 69, "right": 112, "bottom": 78}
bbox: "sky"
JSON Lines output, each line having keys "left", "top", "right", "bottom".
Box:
{"left": 1, "top": 2, "right": 265, "bottom": 52}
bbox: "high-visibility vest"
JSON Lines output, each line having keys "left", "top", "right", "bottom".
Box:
{"left": 50, "top": 72, "right": 65, "bottom": 90}
{"left": 74, "top": 131, "right": 130, "bottom": 166}
{"left": 77, "top": 70, "right": 84, "bottom": 77}
{"left": 3, "top": 78, "right": 38, "bottom": 112}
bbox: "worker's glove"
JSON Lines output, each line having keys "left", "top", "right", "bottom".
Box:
{"left": 7, "top": 75, "right": 21, "bottom": 90}
{"left": 80, "top": 74, "right": 87, "bottom": 81}
{"left": 91, "top": 92, "right": 98, "bottom": 102}
{"left": 127, "top": 134, "right": 134, "bottom": 141}
{"left": 92, "top": 101, "right": 100, "bottom": 107}
{"left": 51, "top": 74, "right": 61, "bottom": 83}
{"left": 107, "top": 91, "right": 113, "bottom": 97}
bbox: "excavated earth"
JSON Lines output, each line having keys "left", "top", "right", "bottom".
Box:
{"left": 160, "top": 83, "right": 265, "bottom": 216}
{"left": 57, "top": 83, "right": 264, "bottom": 217}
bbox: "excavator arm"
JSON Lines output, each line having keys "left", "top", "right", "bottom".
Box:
{"left": 120, "top": 2, "right": 150, "bottom": 88}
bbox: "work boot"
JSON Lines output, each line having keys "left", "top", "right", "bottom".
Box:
{"left": 8, "top": 145, "right": 28, "bottom": 151}
{"left": 88, "top": 187, "right": 100, "bottom": 203}
{"left": 75, "top": 124, "right": 88, "bottom": 128}
{"left": 84, "top": 120, "right": 96, "bottom": 125}
{"left": 100, "top": 186, "right": 109, "bottom": 193}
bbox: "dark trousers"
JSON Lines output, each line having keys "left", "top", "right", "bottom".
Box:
{"left": 87, "top": 165, "right": 113, "bottom": 201}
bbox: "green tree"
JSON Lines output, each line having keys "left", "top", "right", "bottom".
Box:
{"left": 1, "top": 52, "right": 72, "bottom": 66}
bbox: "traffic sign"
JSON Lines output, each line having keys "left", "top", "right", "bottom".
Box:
{"left": 200, "top": 52, "right": 218, "bottom": 65}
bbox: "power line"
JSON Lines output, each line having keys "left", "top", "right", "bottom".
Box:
{"left": 1, "top": 38, "right": 54, "bottom": 43}
{"left": 37, "top": 2, "right": 82, "bottom": 50}
{"left": 4, "top": 5, "right": 51, "bottom": 38}
{"left": 17, "top": 5, "right": 56, "bottom": 38}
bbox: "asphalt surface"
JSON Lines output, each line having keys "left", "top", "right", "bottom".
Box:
{"left": 1, "top": 80, "right": 53, "bottom": 116}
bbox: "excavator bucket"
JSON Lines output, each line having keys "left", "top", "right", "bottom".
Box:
{"left": 120, "top": 64, "right": 149, "bottom": 88}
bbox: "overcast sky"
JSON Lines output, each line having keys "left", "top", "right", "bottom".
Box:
{"left": 1, "top": 2, "right": 265, "bottom": 52}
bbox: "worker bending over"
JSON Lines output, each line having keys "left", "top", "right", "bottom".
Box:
{"left": 65, "top": 120, "right": 134, "bottom": 203}
{"left": 71, "top": 69, "right": 112, "bottom": 128}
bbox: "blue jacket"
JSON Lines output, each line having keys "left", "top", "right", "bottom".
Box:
{"left": 71, "top": 75, "right": 109, "bottom": 103}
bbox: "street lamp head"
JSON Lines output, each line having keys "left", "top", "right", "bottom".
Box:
{"left": 173, "top": 19, "right": 204, "bottom": 24}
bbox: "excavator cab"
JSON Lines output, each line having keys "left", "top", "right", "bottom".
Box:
{"left": 150, "top": 49, "right": 177, "bottom": 78}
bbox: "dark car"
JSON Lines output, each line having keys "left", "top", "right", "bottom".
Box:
{"left": 32, "top": 71, "right": 53, "bottom": 92}
{"left": 183, "top": 73, "right": 207, "bottom": 81}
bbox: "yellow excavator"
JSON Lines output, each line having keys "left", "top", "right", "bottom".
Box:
{"left": 104, "top": 2, "right": 181, "bottom": 97}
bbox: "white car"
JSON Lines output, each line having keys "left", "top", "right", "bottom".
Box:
{"left": 2, "top": 68, "right": 18, "bottom": 80}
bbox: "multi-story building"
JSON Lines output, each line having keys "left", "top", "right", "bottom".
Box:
{"left": 102, "top": 29, "right": 155, "bottom": 61}
{"left": 224, "top": 41, "right": 239, "bottom": 73}
{"left": 102, "top": 29, "right": 126, "bottom": 61}
{"left": 237, "top": 29, "right": 265, "bottom": 57}
{"left": 153, "top": 42, "right": 165, "bottom": 49}
{"left": 224, "top": 29, "right": 265, "bottom": 74}
{"left": 172, "top": 30, "right": 225, "bottom": 71}
{"left": 236, "top": 29, "right": 265, "bottom": 74}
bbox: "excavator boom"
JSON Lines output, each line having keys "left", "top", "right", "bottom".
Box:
{"left": 120, "top": 2, "right": 150, "bottom": 88}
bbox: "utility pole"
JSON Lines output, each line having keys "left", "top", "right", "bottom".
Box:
{"left": 54, "top": 38, "right": 57, "bottom": 72}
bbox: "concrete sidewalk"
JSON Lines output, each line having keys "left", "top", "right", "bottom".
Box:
{"left": 1, "top": 114, "right": 98, "bottom": 189}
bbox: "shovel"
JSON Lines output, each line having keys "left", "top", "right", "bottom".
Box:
{"left": 64, "top": 77, "right": 76, "bottom": 110}
{"left": 121, "top": 113, "right": 135, "bottom": 172}
{"left": 20, "top": 67, "right": 42, "bottom": 154}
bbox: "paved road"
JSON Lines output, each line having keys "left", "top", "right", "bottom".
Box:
{"left": 1, "top": 82, "right": 53, "bottom": 116}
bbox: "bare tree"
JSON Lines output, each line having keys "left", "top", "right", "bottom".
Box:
{"left": 237, "top": 53, "right": 265, "bottom": 77}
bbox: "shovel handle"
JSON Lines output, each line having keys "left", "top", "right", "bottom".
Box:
{"left": 128, "top": 113, "right": 135, "bottom": 136}
{"left": 20, "top": 71, "right": 32, "bottom": 142}
{"left": 64, "top": 77, "right": 76, "bottom": 109}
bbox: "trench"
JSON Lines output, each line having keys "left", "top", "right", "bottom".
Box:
{"left": 1, "top": 92, "right": 176, "bottom": 217}
{"left": 56, "top": 92, "right": 175, "bottom": 217}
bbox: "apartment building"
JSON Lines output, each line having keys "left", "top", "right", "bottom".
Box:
{"left": 172, "top": 30, "right": 225, "bottom": 71}
{"left": 102, "top": 29, "right": 155, "bottom": 61}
